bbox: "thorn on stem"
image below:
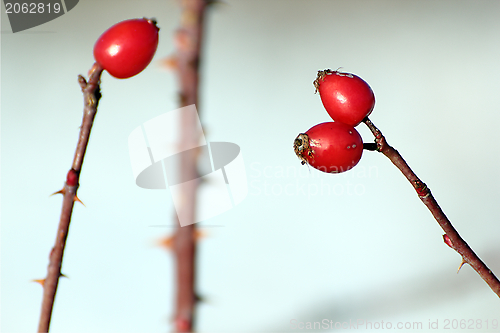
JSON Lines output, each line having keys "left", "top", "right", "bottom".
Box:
{"left": 158, "top": 235, "right": 174, "bottom": 250}
{"left": 158, "top": 230, "right": 206, "bottom": 250}
{"left": 457, "top": 259, "right": 467, "bottom": 273}
{"left": 50, "top": 188, "right": 65, "bottom": 196}
{"left": 32, "top": 279, "right": 46, "bottom": 287}
{"left": 32, "top": 273, "right": 67, "bottom": 287}
{"left": 74, "top": 195, "right": 85, "bottom": 206}
{"left": 195, "top": 229, "right": 207, "bottom": 241}
{"left": 160, "top": 55, "right": 178, "bottom": 71}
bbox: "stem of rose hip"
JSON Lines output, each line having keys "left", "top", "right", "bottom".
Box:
{"left": 38, "top": 63, "right": 103, "bottom": 333}
{"left": 362, "top": 117, "right": 500, "bottom": 298}
{"left": 363, "top": 143, "right": 378, "bottom": 151}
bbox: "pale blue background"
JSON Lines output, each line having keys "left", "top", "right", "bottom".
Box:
{"left": 2, "top": 1, "right": 500, "bottom": 332}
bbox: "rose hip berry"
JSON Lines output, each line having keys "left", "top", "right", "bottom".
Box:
{"left": 294, "top": 122, "right": 363, "bottom": 173}
{"left": 314, "top": 69, "right": 375, "bottom": 126}
{"left": 93, "top": 18, "right": 159, "bottom": 79}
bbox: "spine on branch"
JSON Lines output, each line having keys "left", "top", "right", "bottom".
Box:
{"left": 363, "top": 117, "right": 500, "bottom": 298}
{"left": 168, "top": 0, "right": 208, "bottom": 332}
{"left": 37, "top": 64, "right": 103, "bottom": 333}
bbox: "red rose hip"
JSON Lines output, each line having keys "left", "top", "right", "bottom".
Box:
{"left": 294, "top": 122, "right": 363, "bottom": 173}
{"left": 314, "top": 69, "right": 375, "bottom": 126}
{"left": 93, "top": 18, "right": 159, "bottom": 79}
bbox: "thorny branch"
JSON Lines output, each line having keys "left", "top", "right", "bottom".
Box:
{"left": 363, "top": 117, "right": 500, "bottom": 298}
{"left": 169, "top": 0, "right": 208, "bottom": 332}
{"left": 37, "top": 63, "right": 103, "bottom": 333}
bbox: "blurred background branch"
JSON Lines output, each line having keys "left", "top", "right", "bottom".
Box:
{"left": 169, "top": 0, "right": 208, "bottom": 331}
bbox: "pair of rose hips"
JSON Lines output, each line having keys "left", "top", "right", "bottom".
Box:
{"left": 294, "top": 70, "right": 375, "bottom": 173}
{"left": 93, "top": 18, "right": 160, "bottom": 79}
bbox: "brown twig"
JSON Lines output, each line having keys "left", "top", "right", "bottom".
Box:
{"left": 363, "top": 117, "right": 500, "bottom": 298}
{"left": 37, "top": 63, "right": 103, "bottom": 333}
{"left": 169, "top": 0, "right": 208, "bottom": 332}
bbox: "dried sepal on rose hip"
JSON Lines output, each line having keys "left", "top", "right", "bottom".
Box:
{"left": 294, "top": 122, "right": 363, "bottom": 173}
{"left": 314, "top": 69, "right": 375, "bottom": 126}
{"left": 93, "top": 18, "right": 160, "bottom": 79}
